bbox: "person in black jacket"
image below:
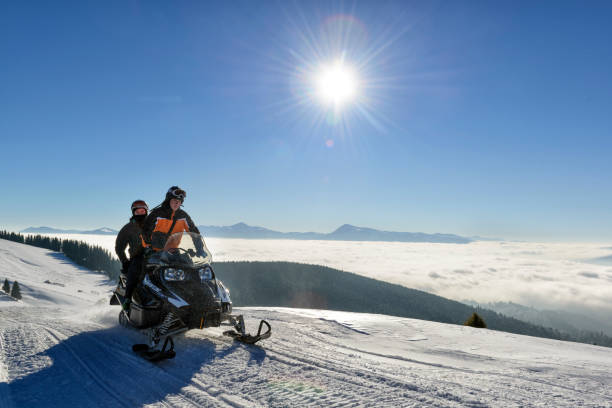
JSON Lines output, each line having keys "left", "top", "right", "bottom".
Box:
{"left": 115, "top": 200, "right": 149, "bottom": 274}
{"left": 117, "top": 200, "right": 149, "bottom": 311}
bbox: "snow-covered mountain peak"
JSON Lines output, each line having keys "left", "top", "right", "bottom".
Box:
{"left": 95, "top": 227, "right": 115, "bottom": 233}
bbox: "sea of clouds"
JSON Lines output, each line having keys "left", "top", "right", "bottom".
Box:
{"left": 41, "top": 234, "right": 612, "bottom": 318}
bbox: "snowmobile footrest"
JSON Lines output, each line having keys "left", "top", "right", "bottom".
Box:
{"left": 223, "top": 319, "right": 271, "bottom": 344}
{"left": 132, "top": 336, "right": 176, "bottom": 362}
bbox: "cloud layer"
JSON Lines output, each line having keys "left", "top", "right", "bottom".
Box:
{"left": 47, "top": 234, "right": 612, "bottom": 317}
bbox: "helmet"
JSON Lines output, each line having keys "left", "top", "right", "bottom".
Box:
{"left": 131, "top": 200, "right": 149, "bottom": 215}
{"left": 166, "top": 186, "right": 186, "bottom": 202}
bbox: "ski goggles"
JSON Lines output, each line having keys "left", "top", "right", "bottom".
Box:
{"left": 168, "top": 188, "right": 186, "bottom": 201}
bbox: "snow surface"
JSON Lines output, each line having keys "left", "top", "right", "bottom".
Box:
{"left": 2, "top": 238, "right": 612, "bottom": 407}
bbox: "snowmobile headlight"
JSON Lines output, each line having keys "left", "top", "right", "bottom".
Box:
{"left": 163, "top": 268, "right": 185, "bottom": 281}
{"left": 198, "top": 267, "right": 213, "bottom": 282}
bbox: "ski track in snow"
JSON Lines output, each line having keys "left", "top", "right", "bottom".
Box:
{"left": 1, "top": 238, "right": 612, "bottom": 407}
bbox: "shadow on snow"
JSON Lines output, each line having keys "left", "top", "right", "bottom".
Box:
{"left": 2, "top": 324, "right": 266, "bottom": 407}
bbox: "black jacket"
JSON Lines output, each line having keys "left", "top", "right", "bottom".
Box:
{"left": 142, "top": 201, "right": 199, "bottom": 250}
{"left": 115, "top": 216, "right": 145, "bottom": 263}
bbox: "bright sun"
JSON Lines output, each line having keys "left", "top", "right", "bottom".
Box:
{"left": 315, "top": 61, "right": 358, "bottom": 108}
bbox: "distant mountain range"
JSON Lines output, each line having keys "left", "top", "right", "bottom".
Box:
{"left": 198, "top": 222, "right": 474, "bottom": 243}
{"left": 22, "top": 222, "right": 482, "bottom": 243}
{"left": 21, "top": 226, "right": 118, "bottom": 235}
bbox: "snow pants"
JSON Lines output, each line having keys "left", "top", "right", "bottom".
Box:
{"left": 124, "top": 254, "right": 144, "bottom": 301}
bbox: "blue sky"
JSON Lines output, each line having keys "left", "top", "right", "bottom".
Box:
{"left": 1, "top": 1, "right": 611, "bottom": 241}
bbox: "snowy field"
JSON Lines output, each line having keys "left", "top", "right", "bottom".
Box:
{"left": 33, "top": 233, "right": 612, "bottom": 319}
{"left": 2, "top": 238, "right": 612, "bottom": 407}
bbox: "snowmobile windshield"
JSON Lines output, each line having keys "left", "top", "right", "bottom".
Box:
{"left": 156, "top": 232, "right": 212, "bottom": 267}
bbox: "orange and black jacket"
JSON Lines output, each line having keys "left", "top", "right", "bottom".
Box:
{"left": 142, "top": 202, "right": 200, "bottom": 251}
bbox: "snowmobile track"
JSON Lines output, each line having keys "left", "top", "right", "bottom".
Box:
{"left": 264, "top": 341, "right": 472, "bottom": 407}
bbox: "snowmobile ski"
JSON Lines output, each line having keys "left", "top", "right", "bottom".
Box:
{"left": 132, "top": 336, "right": 176, "bottom": 362}
{"left": 224, "top": 319, "right": 271, "bottom": 345}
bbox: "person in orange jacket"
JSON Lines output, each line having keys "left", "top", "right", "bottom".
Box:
{"left": 141, "top": 186, "right": 200, "bottom": 251}
{"left": 122, "top": 186, "right": 200, "bottom": 311}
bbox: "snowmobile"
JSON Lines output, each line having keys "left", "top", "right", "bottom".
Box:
{"left": 111, "top": 231, "right": 271, "bottom": 361}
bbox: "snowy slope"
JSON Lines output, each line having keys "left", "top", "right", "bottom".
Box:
{"left": 1, "top": 238, "right": 611, "bottom": 407}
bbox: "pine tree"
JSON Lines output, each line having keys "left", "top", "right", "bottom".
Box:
{"left": 2, "top": 278, "right": 10, "bottom": 294}
{"left": 10, "top": 281, "right": 22, "bottom": 300}
{"left": 464, "top": 312, "right": 487, "bottom": 328}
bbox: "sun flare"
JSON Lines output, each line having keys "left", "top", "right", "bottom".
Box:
{"left": 315, "top": 61, "right": 358, "bottom": 108}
